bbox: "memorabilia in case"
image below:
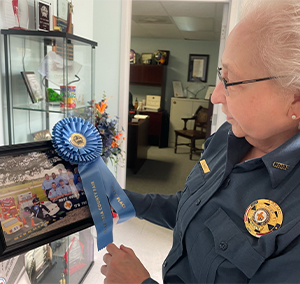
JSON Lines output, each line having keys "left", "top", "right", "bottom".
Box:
{"left": 21, "top": 72, "right": 44, "bottom": 103}
{"left": 57, "top": 0, "right": 69, "bottom": 22}
{"left": 0, "top": 141, "right": 93, "bottom": 262}
{"left": 11, "top": 0, "right": 29, "bottom": 30}
{"left": 35, "top": 0, "right": 52, "bottom": 31}
{"left": 24, "top": 244, "right": 54, "bottom": 283}
{"left": 63, "top": 236, "right": 85, "bottom": 275}
{"left": 33, "top": 130, "right": 52, "bottom": 141}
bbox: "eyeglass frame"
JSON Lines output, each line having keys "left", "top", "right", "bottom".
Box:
{"left": 217, "top": 67, "right": 279, "bottom": 96}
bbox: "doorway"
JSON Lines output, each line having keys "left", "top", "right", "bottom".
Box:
{"left": 124, "top": 1, "right": 230, "bottom": 192}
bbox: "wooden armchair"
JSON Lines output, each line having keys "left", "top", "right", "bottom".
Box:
{"left": 174, "top": 106, "right": 208, "bottom": 160}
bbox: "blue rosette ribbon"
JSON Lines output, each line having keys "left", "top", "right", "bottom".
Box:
{"left": 52, "top": 117, "right": 136, "bottom": 250}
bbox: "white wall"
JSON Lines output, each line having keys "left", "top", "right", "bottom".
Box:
{"left": 130, "top": 38, "right": 220, "bottom": 114}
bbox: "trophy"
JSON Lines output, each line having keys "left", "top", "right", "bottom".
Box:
{"left": 11, "top": 0, "right": 29, "bottom": 30}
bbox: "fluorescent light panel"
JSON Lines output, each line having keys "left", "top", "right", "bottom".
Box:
{"left": 172, "top": 17, "right": 214, "bottom": 32}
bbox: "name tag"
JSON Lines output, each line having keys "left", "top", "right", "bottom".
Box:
{"left": 200, "top": 159, "right": 210, "bottom": 173}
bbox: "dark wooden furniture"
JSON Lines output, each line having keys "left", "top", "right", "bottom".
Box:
{"left": 174, "top": 106, "right": 208, "bottom": 160}
{"left": 127, "top": 118, "right": 149, "bottom": 174}
{"left": 129, "top": 64, "right": 167, "bottom": 109}
{"left": 140, "top": 110, "right": 169, "bottom": 148}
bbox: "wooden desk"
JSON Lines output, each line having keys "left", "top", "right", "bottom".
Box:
{"left": 127, "top": 118, "right": 149, "bottom": 174}
{"left": 140, "top": 110, "right": 169, "bottom": 148}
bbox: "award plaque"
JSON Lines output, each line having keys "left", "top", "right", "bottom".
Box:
{"left": 57, "top": 0, "right": 69, "bottom": 22}
{"left": 35, "top": 0, "right": 52, "bottom": 31}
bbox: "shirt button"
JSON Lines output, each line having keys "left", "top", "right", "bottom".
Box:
{"left": 179, "top": 231, "right": 182, "bottom": 239}
{"left": 219, "top": 241, "right": 228, "bottom": 251}
{"left": 195, "top": 199, "right": 201, "bottom": 206}
{"left": 163, "top": 260, "right": 167, "bottom": 267}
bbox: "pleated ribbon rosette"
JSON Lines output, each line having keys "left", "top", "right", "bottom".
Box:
{"left": 52, "top": 117, "right": 135, "bottom": 250}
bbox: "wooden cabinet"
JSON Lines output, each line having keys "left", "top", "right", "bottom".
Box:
{"left": 140, "top": 110, "right": 169, "bottom": 148}
{"left": 169, "top": 98, "right": 209, "bottom": 148}
{"left": 127, "top": 118, "right": 149, "bottom": 174}
{"left": 129, "top": 64, "right": 166, "bottom": 109}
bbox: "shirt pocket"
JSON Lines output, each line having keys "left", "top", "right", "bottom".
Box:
{"left": 203, "top": 208, "right": 265, "bottom": 280}
{"left": 177, "top": 163, "right": 206, "bottom": 220}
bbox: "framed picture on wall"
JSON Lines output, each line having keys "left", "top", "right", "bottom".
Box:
{"left": 187, "top": 54, "right": 209, "bottom": 82}
{"left": 0, "top": 141, "right": 94, "bottom": 262}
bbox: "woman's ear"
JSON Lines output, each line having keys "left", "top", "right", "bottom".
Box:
{"left": 289, "top": 93, "right": 300, "bottom": 118}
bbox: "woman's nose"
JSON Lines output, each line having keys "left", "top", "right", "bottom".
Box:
{"left": 211, "top": 81, "right": 226, "bottom": 105}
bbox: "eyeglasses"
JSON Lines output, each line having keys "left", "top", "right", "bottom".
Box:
{"left": 217, "top": 67, "right": 279, "bottom": 96}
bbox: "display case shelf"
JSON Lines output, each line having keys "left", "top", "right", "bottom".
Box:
{"left": 1, "top": 29, "right": 97, "bottom": 145}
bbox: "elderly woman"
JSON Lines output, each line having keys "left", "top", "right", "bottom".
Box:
{"left": 101, "top": 0, "right": 300, "bottom": 283}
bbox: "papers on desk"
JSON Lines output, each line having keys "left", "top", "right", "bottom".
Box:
{"left": 134, "top": 114, "right": 149, "bottom": 120}
{"left": 145, "top": 95, "right": 161, "bottom": 112}
{"left": 143, "top": 106, "right": 160, "bottom": 112}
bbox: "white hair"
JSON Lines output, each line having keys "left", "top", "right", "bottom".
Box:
{"left": 241, "top": 0, "right": 300, "bottom": 93}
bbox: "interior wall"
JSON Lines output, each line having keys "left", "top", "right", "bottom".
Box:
{"left": 93, "top": 0, "right": 123, "bottom": 175}
{"left": 130, "top": 38, "right": 220, "bottom": 114}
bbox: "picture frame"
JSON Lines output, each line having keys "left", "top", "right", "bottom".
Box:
{"left": 205, "top": 85, "right": 215, "bottom": 100}
{"left": 141, "top": 53, "right": 153, "bottom": 65}
{"left": 172, "top": 81, "right": 184, "bottom": 97}
{"left": 21, "top": 72, "right": 44, "bottom": 103}
{"left": 187, "top": 54, "right": 209, "bottom": 82}
{"left": 35, "top": 0, "right": 52, "bottom": 32}
{"left": 0, "top": 141, "right": 93, "bottom": 262}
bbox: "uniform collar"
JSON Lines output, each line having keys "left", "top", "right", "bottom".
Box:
{"left": 262, "top": 131, "right": 300, "bottom": 188}
{"left": 226, "top": 126, "right": 300, "bottom": 188}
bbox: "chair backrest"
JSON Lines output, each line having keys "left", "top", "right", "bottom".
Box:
{"left": 194, "top": 107, "right": 208, "bottom": 130}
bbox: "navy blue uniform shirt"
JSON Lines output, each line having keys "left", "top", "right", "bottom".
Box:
{"left": 125, "top": 122, "right": 300, "bottom": 283}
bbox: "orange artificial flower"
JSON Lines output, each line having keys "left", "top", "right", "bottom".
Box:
{"left": 111, "top": 140, "right": 118, "bottom": 148}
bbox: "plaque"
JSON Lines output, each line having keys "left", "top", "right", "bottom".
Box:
{"left": 35, "top": 0, "right": 52, "bottom": 31}
{"left": 57, "top": 0, "right": 69, "bottom": 22}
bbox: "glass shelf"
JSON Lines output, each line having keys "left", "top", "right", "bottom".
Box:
{"left": 13, "top": 102, "right": 92, "bottom": 114}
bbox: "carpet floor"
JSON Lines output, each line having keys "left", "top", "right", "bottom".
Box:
{"left": 125, "top": 145, "right": 202, "bottom": 195}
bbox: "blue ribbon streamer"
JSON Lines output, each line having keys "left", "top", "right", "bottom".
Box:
{"left": 52, "top": 117, "right": 136, "bottom": 250}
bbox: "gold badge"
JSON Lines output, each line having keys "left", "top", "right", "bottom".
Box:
{"left": 200, "top": 159, "right": 210, "bottom": 173}
{"left": 244, "top": 199, "right": 283, "bottom": 238}
{"left": 69, "top": 133, "right": 86, "bottom": 148}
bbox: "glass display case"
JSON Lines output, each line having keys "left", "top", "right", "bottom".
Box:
{"left": 1, "top": 29, "right": 97, "bottom": 145}
{"left": 24, "top": 227, "right": 94, "bottom": 284}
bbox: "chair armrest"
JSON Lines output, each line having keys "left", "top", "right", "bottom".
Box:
{"left": 181, "top": 117, "right": 196, "bottom": 130}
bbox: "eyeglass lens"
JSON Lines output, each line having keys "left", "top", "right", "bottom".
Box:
{"left": 217, "top": 68, "right": 229, "bottom": 96}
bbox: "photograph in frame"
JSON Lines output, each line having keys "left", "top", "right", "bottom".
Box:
{"left": 187, "top": 54, "right": 209, "bottom": 82}
{"left": 21, "top": 72, "right": 44, "bottom": 103}
{"left": 0, "top": 141, "right": 93, "bottom": 261}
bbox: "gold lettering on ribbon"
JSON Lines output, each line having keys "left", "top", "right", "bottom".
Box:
{"left": 91, "top": 181, "right": 107, "bottom": 233}
{"left": 272, "top": 162, "right": 290, "bottom": 170}
{"left": 111, "top": 186, "right": 126, "bottom": 208}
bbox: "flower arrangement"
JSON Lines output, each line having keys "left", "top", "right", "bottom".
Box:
{"left": 94, "top": 95, "right": 125, "bottom": 165}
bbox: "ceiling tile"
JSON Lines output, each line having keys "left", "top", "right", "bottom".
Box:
{"left": 132, "top": 15, "right": 173, "bottom": 24}
{"left": 162, "top": 1, "right": 217, "bottom": 18}
{"left": 182, "top": 30, "right": 219, "bottom": 41}
{"left": 138, "top": 24, "right": 184, "bottom": 39}
{"left": 132, "top": 1, "right": 167, "bottom": 16}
